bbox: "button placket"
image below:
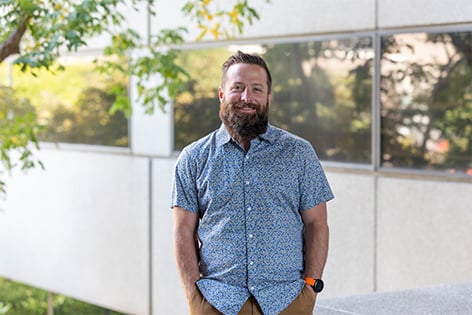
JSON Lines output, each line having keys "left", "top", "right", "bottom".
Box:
{"left": 243, "top": 151, "right": 257, "bottom": 289}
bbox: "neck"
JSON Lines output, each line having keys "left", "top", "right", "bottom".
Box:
{"left": 237, "top": 138, "right": 251, "bottom": 152}
{"left": 227, "top": 128, "right": 253, "bottom": 152}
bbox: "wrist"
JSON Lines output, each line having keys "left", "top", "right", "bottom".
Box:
{"left": 304, "top": 277, "right": 324, "bottom": 293}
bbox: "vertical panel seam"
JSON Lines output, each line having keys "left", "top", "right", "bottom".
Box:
{"left": 148, "top": 158, "right": 153, "bottom": 315}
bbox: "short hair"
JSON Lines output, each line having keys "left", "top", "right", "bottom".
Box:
{"left": 221, "top": 50, "right": 272, "bottom": 93}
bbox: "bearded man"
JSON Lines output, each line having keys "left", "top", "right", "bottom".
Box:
{"left": 172, "top": 50, "right": 334, "bottom": 315}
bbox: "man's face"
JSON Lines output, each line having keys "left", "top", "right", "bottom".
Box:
{"left": 218, "top": 63, "right": 272, "bottom": 140}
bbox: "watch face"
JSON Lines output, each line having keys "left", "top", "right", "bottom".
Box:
{"left": 314, "top": 279, "right": 324, "bottom": 293}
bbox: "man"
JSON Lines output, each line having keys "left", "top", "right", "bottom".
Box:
{"left": 172, "top": 50, "right": 334, "bottom": 315}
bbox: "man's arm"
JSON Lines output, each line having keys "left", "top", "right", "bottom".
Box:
{"left": 301, "top": 202, "right": 329, "bottom": 281}
{"left": 173, "top": 206, "right": 200, "bottom": 300}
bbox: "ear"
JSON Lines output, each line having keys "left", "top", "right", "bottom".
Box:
{"left": 218, "top": 87, "right": 224, "bottom": 102}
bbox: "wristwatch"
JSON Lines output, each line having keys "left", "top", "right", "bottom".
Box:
{"left": 305, "top": 277, "right": 324, "bottom": 293}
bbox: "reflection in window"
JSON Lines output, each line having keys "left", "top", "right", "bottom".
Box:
{"left": 174, "top": 48, "right": 228, "bottom": 150}
{"left": 381, "top": 31, "right": 472, "bottom": 175}
{"left": 174, "top": 37, "right": 373, "bottom": 164}
{"left": 12, "top": 56, "right": 129, "bottom": 147}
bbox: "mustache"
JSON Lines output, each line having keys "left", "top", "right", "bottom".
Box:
{"left": 233, "top": 102, "right": 258, "bottom": 110}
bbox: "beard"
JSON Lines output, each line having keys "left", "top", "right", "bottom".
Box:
{"left": 219, "top": 99, "right": 269, "bottom": 143}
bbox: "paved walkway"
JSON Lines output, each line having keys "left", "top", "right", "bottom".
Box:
{"left": 315, "top": 282, "right": 472, "bottom": 314}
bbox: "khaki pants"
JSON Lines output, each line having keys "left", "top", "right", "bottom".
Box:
{"left": 189, "top": 285, "right": 316, "bottom": 315}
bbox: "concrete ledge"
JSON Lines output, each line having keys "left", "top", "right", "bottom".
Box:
{"left": 316, "top": 282, "right": 472, "bottom": 314}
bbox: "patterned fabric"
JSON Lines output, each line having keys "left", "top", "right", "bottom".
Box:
{"left": 172, "top": 124, "right": 334, "bottom": 315}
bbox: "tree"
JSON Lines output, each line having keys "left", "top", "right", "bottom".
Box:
{"left": 380, "top": 31, "right": 472, "bottom": 172}
{"left": 0, "top": 0, "right": 269, "bottom": 196}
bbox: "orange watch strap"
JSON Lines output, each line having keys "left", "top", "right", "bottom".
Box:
{"left": 305, "top": 277, "right": 316, "bottom": 286}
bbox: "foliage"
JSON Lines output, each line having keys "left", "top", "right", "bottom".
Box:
{"left": 12, "top": 59, "right": 129, "bottom": 147}
{"left": 0, "top": 86, "right": 43, "bottom": 197}
{"left": 0, "top": 277, "right": 124, "bottom": 315}
{"left": 182, "top": 0, "right": 266, "bottom": 40}
{"left": 173, "top": 47, "right": 228, "bottom": 148}
{"left": 40, "top": 85, "right": 129, "bottom": 146}
{"left": 0, "top": 0, "right": 267, "bottom": 114}
{"left": 380, "top": 31, "right": 472, "bottom": 172}
{"left": 0, "top": 0, "right": 269, "bottom": 195}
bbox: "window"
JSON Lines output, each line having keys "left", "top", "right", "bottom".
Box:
{"left": 380, "top": 31, "right": 472, "bottom": 175}
{"left": 174, "top": 47, "right": 228, "bottom": 150}
{"left": 174, "top": 37, "right": 373, "bottom": 164}
{"left": 11, "top": 55, "right": 129, "bottom": 147}
{"left": 174, "top": 29, "right": 471, "bottom": 177}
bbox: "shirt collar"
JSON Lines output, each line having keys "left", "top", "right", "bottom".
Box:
{"left": 216, "top": 123, "right": 277, "bottom": 148}
{"left": 216, "top": 124, "right": 232, "bottom": 147}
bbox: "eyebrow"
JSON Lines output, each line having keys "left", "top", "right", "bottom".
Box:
{"left": 231, "top": 82, "right": 265, "bottom": 87}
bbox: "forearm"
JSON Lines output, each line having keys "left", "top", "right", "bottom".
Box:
{"left": 174, "top": 231, "right": 200, "bottom": 299}
{"left": 303, "top": 220, "right": 329, "bottom": 279}
{"left": 173, "top": 207, "right": 200, "bottom": 300}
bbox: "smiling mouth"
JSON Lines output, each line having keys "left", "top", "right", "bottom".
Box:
{"left": 235, "top": 104, "right": 257, "bottom": 113}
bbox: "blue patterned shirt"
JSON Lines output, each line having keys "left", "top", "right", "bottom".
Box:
{"left": 172, "top": 124, "right": 334, "bottom": 315}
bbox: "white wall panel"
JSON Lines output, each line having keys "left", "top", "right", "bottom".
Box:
{"left": 82, "top": 1, "right": 149, "bottom": 51}
{"left": 241, "top": 0, "right": 376, "bottom": 38}
{"left": 322, "top": 172, "right": 376, "bottom": 297}
{"left": 0, "top": 149, "right": 150, "bottom": 315}
{"left": 378, "top": 0, "right": 472, "bottom": 28}
{"left": 376, "top": 177, "right": 472, "bottom": 291}
{"left": 151, "top": 157, "right": 188, "bottom": 315}
{"left": 151, "top": 0, "right": 376, "bottom": 42}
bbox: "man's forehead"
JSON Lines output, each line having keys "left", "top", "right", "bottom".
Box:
{"left": 225, "top": 63, "right": 267, "bottom": 82}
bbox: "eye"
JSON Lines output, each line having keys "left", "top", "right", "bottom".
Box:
{"left": 253, "top": 86, "right": 264, "bottom": 93}
{"left": 231, "top": 84, "right": 244, "bottom": 92}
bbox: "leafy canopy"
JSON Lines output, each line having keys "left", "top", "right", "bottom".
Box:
{"left": 0, "top": 0, "right": 269, "bottom": 197}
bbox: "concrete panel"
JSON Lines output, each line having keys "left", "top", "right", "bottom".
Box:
{"left": 241, "top": 0, "right": 376, "bottom": 38}
{"left": 81, "top": 1, "right": 149, "bottom": 51}
{"left": 151, "top": 157, "right": 188, "bottom": 315}
{"left": 0, "top": 149, "right": 150, "bottom": 315}
{"left": 378, "top": 0, "right": 472, "bottom": 28}
{"left": 317, "top": 282, "right": 472, "bottom": 315}
{"left": 151, "top": 0, "right": 376, "bottom": 42}
{"left": 323, "top": 171, "right": 376, "bottom": 297}
{"left": 376, "top": 177, "right": 472, "bottom": 291}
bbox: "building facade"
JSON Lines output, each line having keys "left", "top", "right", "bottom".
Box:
{"left": 0, "top": 1, "right": 471, "bottom": 314}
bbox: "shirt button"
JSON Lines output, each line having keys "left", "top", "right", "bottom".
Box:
{"left": 249, "top": 234, "right": 253, "bottom": 238}
{"left": 247, "top": 207, "right": 252, "bottom": 211}
{"left": 249, "top": 261, "right": 254, "bottom": 265}
{"left": 245, "top": 181, "right": 250, "bottom": 185}
{"left": 250, "top": 286, "right": 255, "bottom": 291}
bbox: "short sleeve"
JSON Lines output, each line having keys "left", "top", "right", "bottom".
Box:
{"left": 171, "top": 147, "right": 200, "bottom": 213}
{"left": 299, "top": 142, "right": 334, "bottom": 211}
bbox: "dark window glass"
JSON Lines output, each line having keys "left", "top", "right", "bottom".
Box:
{"left": 173, "top": 48, "right": 228, "bottom": 150}
{"left": 380, "top": 31, "right": 472, "bottom": 175}
{"left": 174, "top": 37, "right": 373, "bottom": 164}
{"left": 12, "top": 56, "right": 129, "bottom": 147}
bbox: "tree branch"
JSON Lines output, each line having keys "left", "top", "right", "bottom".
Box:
{"left": 0, "top": 16, "right": 30, "bottom": 63}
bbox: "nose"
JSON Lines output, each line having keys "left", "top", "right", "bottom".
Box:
{"left": 240, "top": 87, "right": 253, "bottom": 103}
